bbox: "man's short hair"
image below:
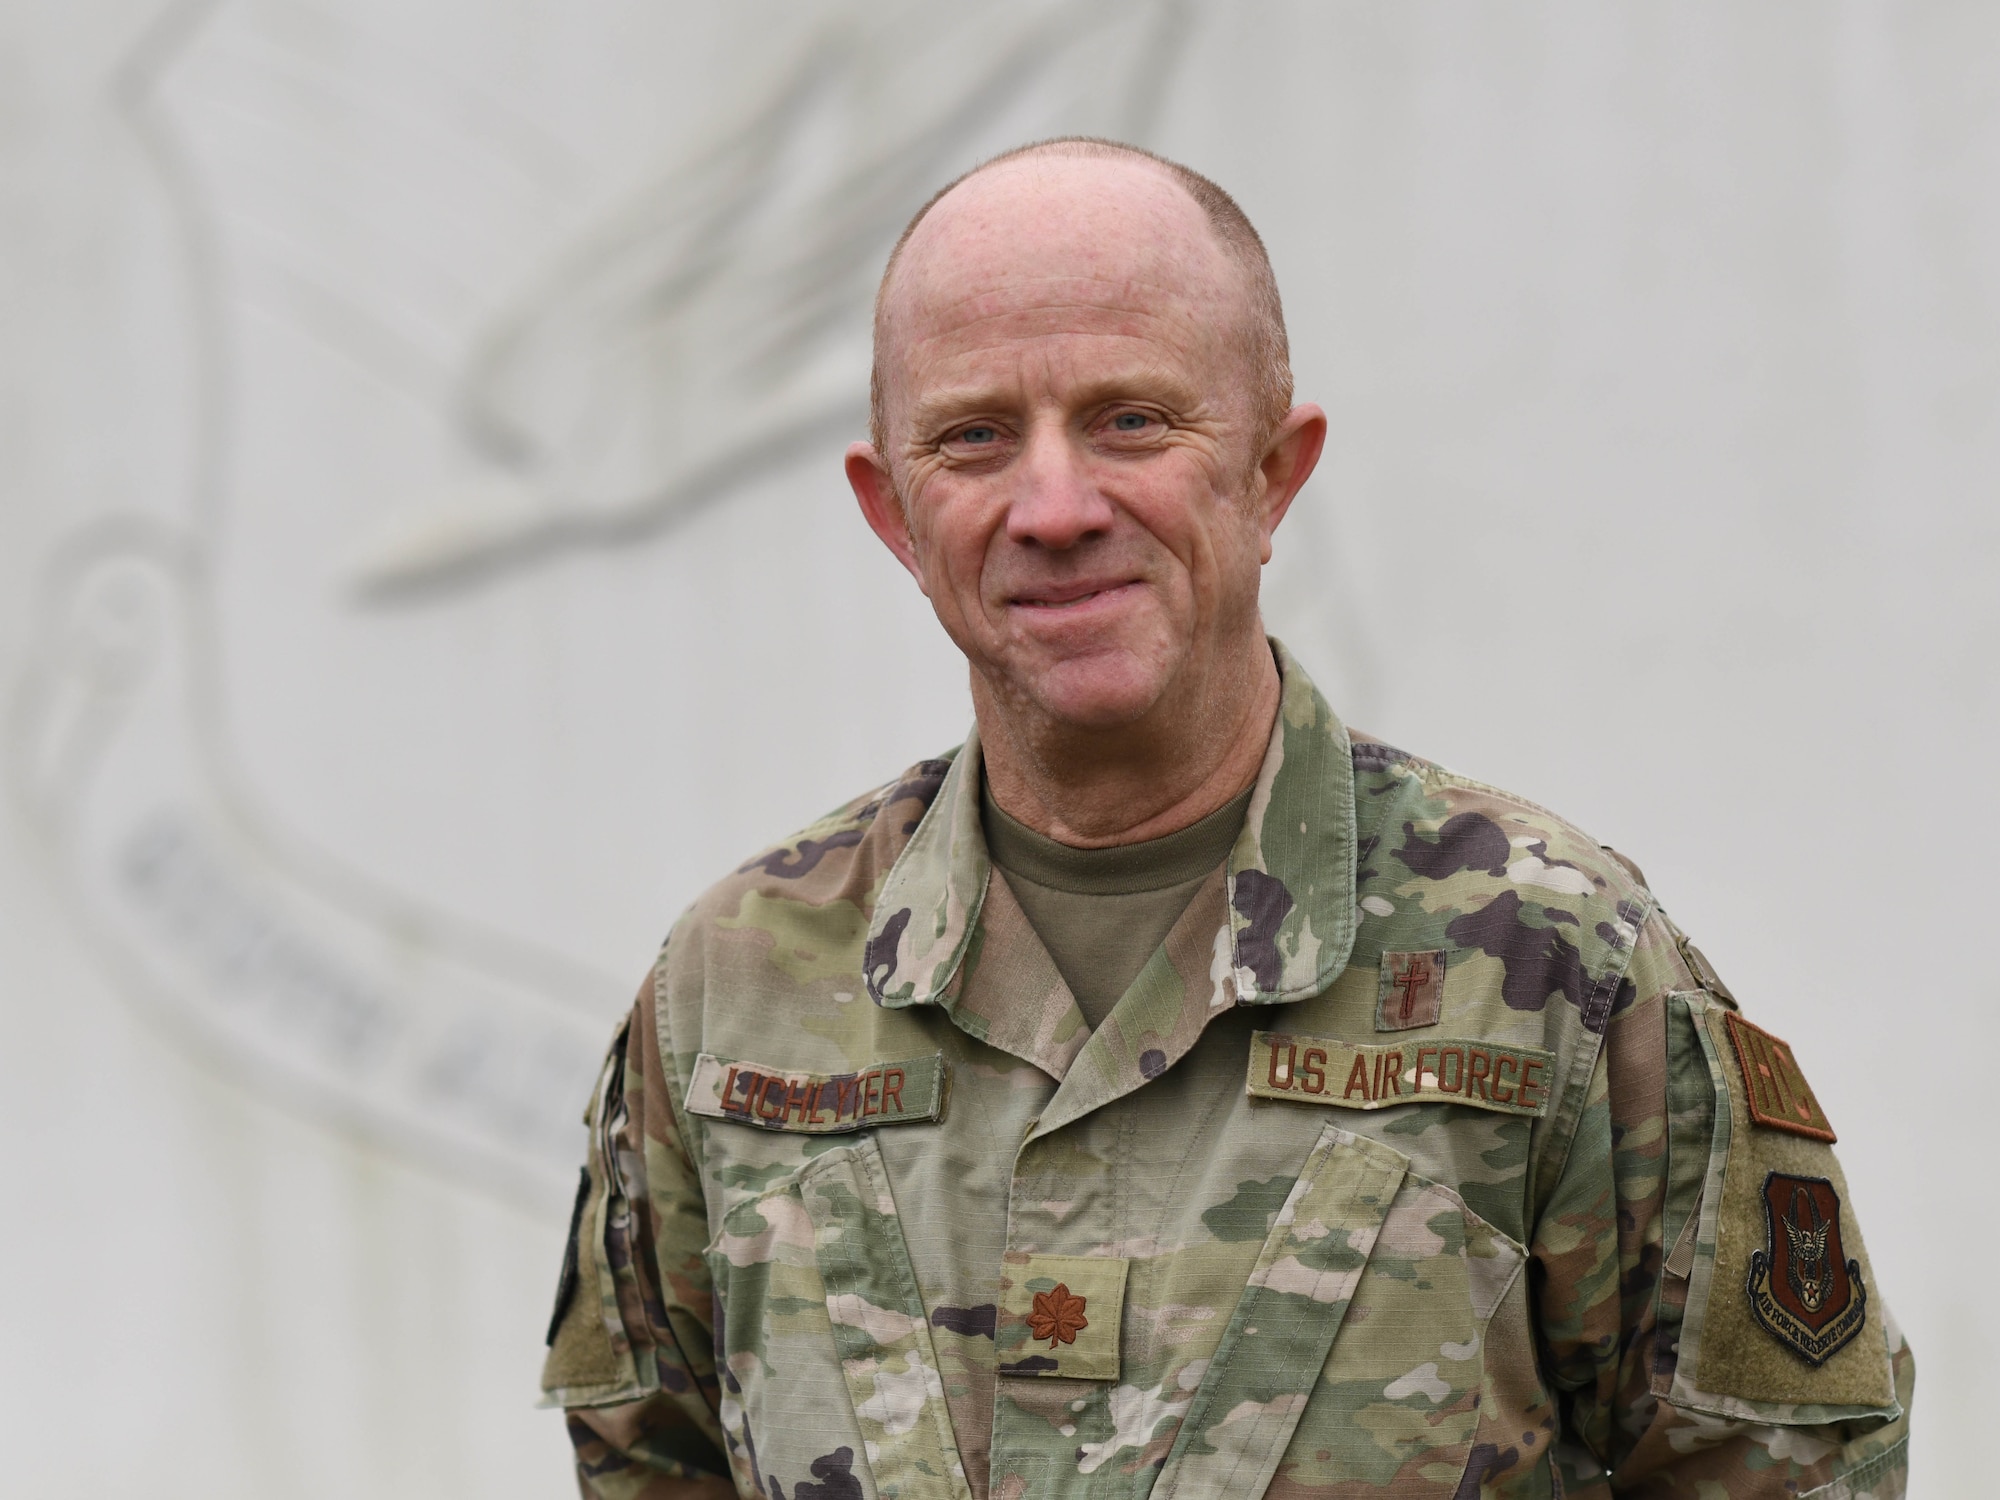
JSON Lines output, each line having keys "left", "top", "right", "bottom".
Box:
{"left": 869, "top": 137, "right": 1293, "bottom": 462}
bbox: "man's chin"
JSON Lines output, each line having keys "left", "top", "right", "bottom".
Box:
{"left": 1013, "top": 652, "right": 1176, "bottom": 733}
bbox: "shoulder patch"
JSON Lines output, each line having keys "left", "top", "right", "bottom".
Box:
{"left": 1725, "top": 1013, "right": 1835, "bottom": 1142}
{"left": 1748, "top": 1172, "right": 1866, "bottom": 1366}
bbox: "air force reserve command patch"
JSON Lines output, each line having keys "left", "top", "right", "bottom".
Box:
{"left": 684, "top": 1052, "right": 950, "bottom": 1132}
{"left": 1248, "top": 1030, "right": 1554, "bottom": 1117}
{"left": 1748, "top": 1173, "right": 1867, "bottom": 1367}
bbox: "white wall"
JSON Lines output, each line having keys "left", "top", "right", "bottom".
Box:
{"left": 3, "top": 2, "right": 1992, "bottom": 1494}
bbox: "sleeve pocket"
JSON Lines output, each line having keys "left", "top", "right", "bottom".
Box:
{"left": 541, "top": 1020, "right": 656, "bottom": 1408}
{"left": 1659, "top": 993, "right": 1899, "bottom": 1428}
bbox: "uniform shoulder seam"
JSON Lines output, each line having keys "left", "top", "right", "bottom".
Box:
{"left": 721, "top": 751, "right": 959, "bottom": 885}
{"left": 1355, "top": 737, "right": 1578, "bottom": 832}
{"left": 1353, "top": 737, "right": 1652, "bottom": 917}
{"left": 1426, "top": 766, "right": 1604, "bottom": 849}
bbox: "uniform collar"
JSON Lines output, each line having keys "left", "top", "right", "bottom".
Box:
{"left": 863, "top": 639, "right": 1358, "bottom": 1012}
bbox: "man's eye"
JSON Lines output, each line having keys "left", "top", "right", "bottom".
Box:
{"left": 955, "top": 425, "right": 999, "bottom": 445}
{"left": 1111, "top": 412, "right": 1151, "bottom": 432}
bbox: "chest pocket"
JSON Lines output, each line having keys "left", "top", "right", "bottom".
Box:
{"left": 1154, "top": 1121, "right": 1526, "bottom": 1499}
{"left": 705, "top": 1136, "right": 973, "bottom": 1500}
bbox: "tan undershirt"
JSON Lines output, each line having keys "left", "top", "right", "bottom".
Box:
{"left": 980, "top": 780, "right": 1254, "bottom": 1031}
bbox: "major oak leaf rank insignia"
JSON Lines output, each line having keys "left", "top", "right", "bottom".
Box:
{"left": 1747, "top": 1172, "right": 1867, "bottom": 1367}
{"left": 999, "top": 1254, "right": 1127, "bottom": 1380}
{"left": 1027, "top": 1283, "right": 1088, "bottom": 1349}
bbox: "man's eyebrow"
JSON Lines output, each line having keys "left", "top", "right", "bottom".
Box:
{"left": 906, "top": 386, "right": 1009, "bottom": 434}
{"left": 905, "top": 370, "right": 1207, "bottom": 435}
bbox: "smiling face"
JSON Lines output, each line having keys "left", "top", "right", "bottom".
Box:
{"left": 850, "top": 154, "right": 1318, "bottom": 747}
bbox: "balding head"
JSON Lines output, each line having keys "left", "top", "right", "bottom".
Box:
{"left": 870, "top": 138, "right": 1292, "bottom": 462}
{"left": 844, "top": 139, "right": 1326, "bottom": 821}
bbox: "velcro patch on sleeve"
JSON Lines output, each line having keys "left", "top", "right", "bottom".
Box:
{"left": 1664, "top": 998, "right": 1896, "bottom": 1418}
{"left": 1724, "top": 1013, "right": 1835, "bottom": 1142}
{"left": 1248, "top": 1031, "right": 1554, "bottom": 1117}
{"left": 685, "top": 1051, "right": 950, "bottom": 1132}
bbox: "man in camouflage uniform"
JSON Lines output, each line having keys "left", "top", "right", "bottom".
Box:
{"left": 540, "top": 139, "right": 1912, "bottom": 1498}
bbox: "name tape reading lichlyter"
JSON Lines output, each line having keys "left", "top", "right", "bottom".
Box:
{"left": 685, "top": 1051, "right": 950, "bottom": 1133}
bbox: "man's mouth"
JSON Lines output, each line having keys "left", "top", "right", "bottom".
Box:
{"left": 1011, "top": 580, "right": 1139, "bottom": 610}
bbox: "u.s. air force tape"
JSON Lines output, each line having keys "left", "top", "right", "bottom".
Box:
{"left": 685, "top": 1052, "right": 950, "bottom": 1133}
{"left": 1248, "top": 1031, "right": 1554, "bottom": 1118}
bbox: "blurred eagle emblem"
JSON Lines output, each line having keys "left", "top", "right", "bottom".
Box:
{"left": 12, "top": 0, "right": 1189, "bottom": 1212}
{"left": 1747, "top": 1173, "right": 1866, "bottom": 1366}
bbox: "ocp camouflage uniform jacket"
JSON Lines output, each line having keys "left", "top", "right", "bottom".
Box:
{"left": 543, "top": 643, "right": 1911, "bottom": 1500}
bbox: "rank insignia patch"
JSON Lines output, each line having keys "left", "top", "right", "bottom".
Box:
{"left": 1376, "top": 949, "right": 1446, "bottom": 1030}
{"left": 1724, "top": 1013, "right": 1836, "bottom": 1141}
{"left": 998, "top": 1254, "right": 1127, "bottom": 1380}
{"left": 1026, "top": 1283, "right": 1088, "bottom": 1349}
{"left": 1747, "top": 1172, "right": 1866, "bottom": 1367}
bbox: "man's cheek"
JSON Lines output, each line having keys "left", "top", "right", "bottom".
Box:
{"left": 919, "top": 563, "right": 982, "bottom": 635}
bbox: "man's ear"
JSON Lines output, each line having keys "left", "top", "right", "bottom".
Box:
{"left": 846, "top": 442, "right": 927, "bottom": 592}
{"left": 1250, "top": 403, "right": 1328, "bottom": 563}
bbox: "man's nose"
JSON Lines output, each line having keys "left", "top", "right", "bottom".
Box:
{"left": 1004, "top": 426, "right": 1114, "bottom": 551}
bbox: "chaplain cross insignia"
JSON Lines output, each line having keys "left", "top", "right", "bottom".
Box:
{"left": 1377, "top": 949, "right": 1447, "bottom": 1031}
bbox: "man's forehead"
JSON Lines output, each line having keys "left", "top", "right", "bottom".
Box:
{"left": 908, "top": 272, "right": 1213, "bottom": 344}
{"left": 886, "top": 156, "right": 1238, "bottom": 333}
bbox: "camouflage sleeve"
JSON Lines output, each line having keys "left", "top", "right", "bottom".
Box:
{"left": 541, "top": 965, "right": 733, "bottom": 1498}
{"left": 1531, "top": 908, "right": 1912, "bottom": 1499}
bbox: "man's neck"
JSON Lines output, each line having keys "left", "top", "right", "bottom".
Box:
{"left": 974, "top": 636, "right": 1280, "bottom": 848}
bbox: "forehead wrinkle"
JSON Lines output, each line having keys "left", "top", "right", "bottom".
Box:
{"left": 895, "top": 262, "right": 1236, "bottom": 336}
{"left": 891, "top": 281, "right": 1237, "bottom": 413}
{"left": 902, "top": 306, "right": 1214, "bottom": 374}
